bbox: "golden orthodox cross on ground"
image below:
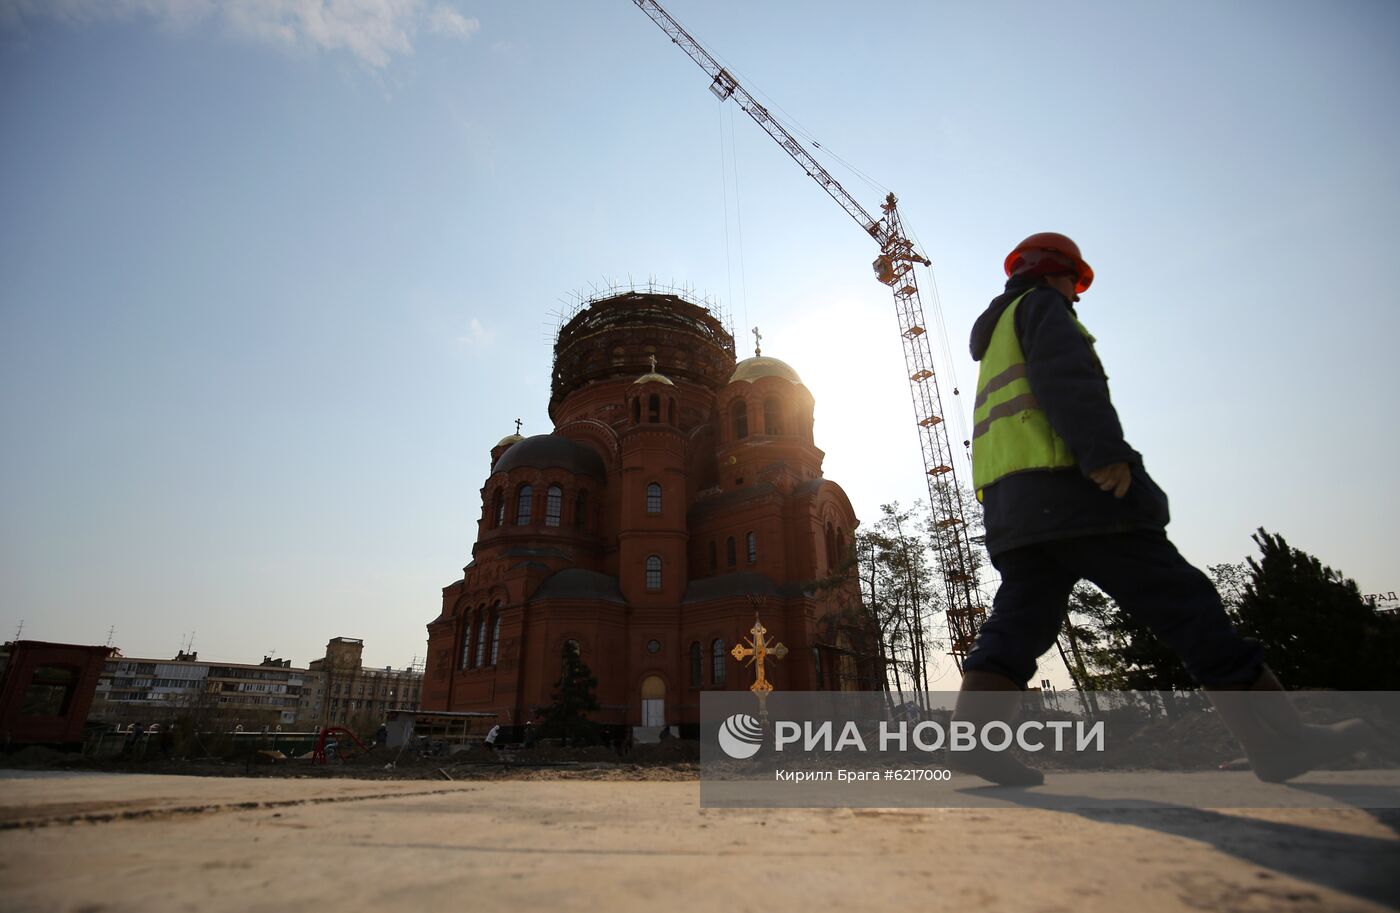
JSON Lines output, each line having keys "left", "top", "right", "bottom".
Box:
{"left": 752, "top": 326, "right": 762, "bottom": 356}
{"left": 731, "top": 609, "right": 787, "bottom": 721}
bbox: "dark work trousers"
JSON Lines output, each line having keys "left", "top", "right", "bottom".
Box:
{"left": 964, "top": 530, "right": 1264, "bottom": 687}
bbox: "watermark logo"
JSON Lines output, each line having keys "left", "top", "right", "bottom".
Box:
{"left": 718, "top": 713, "right": 764, "bottom": 759}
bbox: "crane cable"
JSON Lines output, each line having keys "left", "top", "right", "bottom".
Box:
{"left": 717, "top": 101, "right": 735, "bottom": 331}
{"left": 728, "top": 104, "right": 751, "bottom": 340}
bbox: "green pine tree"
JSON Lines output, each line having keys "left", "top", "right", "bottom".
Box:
{"left": 1235, "top": 528, "right": 1397, "bottom": 689}
{"left": 542, "top": 641, "right": 601, "bottom": 745}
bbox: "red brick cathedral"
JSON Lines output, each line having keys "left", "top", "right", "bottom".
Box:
{"left": 422, "top": 292, "right": 874, "bottom": 733}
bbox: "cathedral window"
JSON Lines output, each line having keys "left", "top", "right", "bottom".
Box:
{"left": 631, "top": 398, "right": 641, "bottom": 424}
{"left": 730, "top": 400, "right": 748, "bottom": 439}
{"left": 746, "top": 531, "right": 757, "bottom": 564}
{"left": 726, "top": 536, "right": 736, "bottom": 567}
{"left": 645, "top": 555, "right": 662, "bottom": 591}
{"left": 712, "top": 639, "right": 727, "bottom": 685}
{"left": 562, "top": 639, "right": 581, "bottom": 679}
{"left": 489, "top": 611, "right": 501, "bottom": 666}
{"left": 515, "top": 485, "right": 533, "bottom": 526}
{"left": 545, "top": 485, "right": 563, "bottom": 527}
{"left": 492, "top": 491, "right": 505, "bottom": 528}
{"left": 475, "top": 617, "right": 489, "bottom": 668}
{"left": 646, "top": 482, "right": 662, "bottom": 514}
{"left": 648, "top": 393, "right": 661, "bottom": 423}
{"left": 464, "top": 613, "right": 481, "bottom": 669}
{"left": 689, "top": 642, "right": 702, "bottom": 688}
{"left": 763, "top": 397, "right": 783, "bottom": 435}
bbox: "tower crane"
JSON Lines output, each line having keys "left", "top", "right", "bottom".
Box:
{"left": 633, "top": 0, "right": 988, "bottom": 671}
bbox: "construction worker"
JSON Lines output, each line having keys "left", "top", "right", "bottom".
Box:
{"left": 954, "top": 232, "right": 1371, "bottom": 786}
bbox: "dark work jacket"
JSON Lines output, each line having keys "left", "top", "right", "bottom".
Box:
{"left": 969, "top": 276, "right": 1170, "bottom": 557}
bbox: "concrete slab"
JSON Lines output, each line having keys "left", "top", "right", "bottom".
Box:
{"left": 1, "top": 771, "right": 1397, "bottom": 912}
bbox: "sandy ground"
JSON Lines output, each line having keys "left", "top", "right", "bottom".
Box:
{"left": 2, "top": 770, "right": 1398, "bottom": 913}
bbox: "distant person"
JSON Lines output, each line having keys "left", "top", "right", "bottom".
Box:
{"left": 523, "top": 721, "right": 538, "bottom": 749}
{"left": 122, "top": 722, "right": 143, "bottom": 756}
{"left": 484, "top": 724, "right": 501, "bottom": 751}
{"left": 957, "top": 232, "right": 1373, "bottom": 786}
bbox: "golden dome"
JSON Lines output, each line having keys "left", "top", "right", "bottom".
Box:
{"left": 729, "top": 355, "right": 803, "bottom": 385}
{"left": 495, "top": 433, "right": 525, "bottom": 448}
{"left": 633, "top": 372, "right": 674, "bottom": 386}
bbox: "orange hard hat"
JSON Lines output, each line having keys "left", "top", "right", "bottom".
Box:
{"left": 1004, "top": 232, "right": 1094, "bottom": 293}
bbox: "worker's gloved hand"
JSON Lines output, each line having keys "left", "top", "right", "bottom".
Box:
{"left": 1089, "top": 461, "right": 1132, "bottom": 498}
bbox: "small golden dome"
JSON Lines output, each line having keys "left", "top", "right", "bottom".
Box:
{"left": 633, "top": 372, "right": 675, "bottom": 386}
{"left": 729, "top": 355, "right": 803, "bottom": 385}
{"left": 495, "top": 433, "right": 525, "bottom": 448}
{"left": 633, "top": 354, "right": 674, "bottom": 386}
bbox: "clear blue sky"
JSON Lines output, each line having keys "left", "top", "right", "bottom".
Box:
{"left": 2, "top": 1, "right": 1397, "bottom": 686}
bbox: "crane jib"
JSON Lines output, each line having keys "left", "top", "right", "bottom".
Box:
{"left": 632, "top": 0, "right": 988, "bottom": 669}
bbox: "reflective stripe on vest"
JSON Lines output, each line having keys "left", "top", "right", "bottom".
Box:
{"left": 971, "top": 291, "right": 1096, "bottom": 495}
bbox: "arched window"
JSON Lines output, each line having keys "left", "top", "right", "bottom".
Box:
{"left": 726, "top": 536, "right": 736, "bottom": 567}
{"left": 730, "top": 400, "right": 748, "bottom": 440}
{"left": 545, "top": 485, "right": 562, "bottom": 527}
{"left": 648, "top": 393, "right": 661, "bottom": 423}
{"left": 689, "top": 642, "right": 703, "bottom": 688}
{"left": 516, "top": 485, "right": 533, "bottom": 526}
{"left": 645, "top": 482, "right": 662, "bottom": 514}
{"left": 492, "top": 491, "right": 505, "bottom": 528}
{"left": 489, "top": 611, "right": 501, "bottom": 666}
{"left": 746, "top": 531, "right": 757, "bottom": 564}
{"left": 575, "top": 490, "right": 588, "bottom": 530}
{"left": 475, "top": 616, "right": 489, "bottom": 667}
{"left": 708, "top": 540, "right": 718, "bottom": 573}
{"left": 763, "top": 397, "right": 783, "bottom": 435}
{"left": 712, "top": 638, "right": 727, "bottom": 685}
{"left": 645, "top": 555, "right": 662, "bottom": 590}
{"left": 562, "top": 639, "right": 581, "bottom": 680}
{"left": 460, "top": 620, "right": 473, "bottom": 670}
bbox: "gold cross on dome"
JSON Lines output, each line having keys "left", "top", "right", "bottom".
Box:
{"left": 648, "top": 354, "right": 657, "bottom": 373}
{"left": 752, "top": 326, "right": 762, "bottom": 357}
{"left": 514, "top": 418, "right": 522, "bottom": 434}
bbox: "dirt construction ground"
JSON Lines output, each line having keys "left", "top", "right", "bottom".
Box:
{"left": 2, "top": 769, "right": 1398, "bottom": 913}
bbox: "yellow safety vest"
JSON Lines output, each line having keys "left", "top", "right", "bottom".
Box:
{"left": 971, "top": 290, "right": 1097, "bottom": 497}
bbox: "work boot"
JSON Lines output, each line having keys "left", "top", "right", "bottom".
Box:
{"left": 1207, "top": 666, "right": 1376, "bottom": 783}
{"left": 948, "top": 670, "right": 1044, "bottom": 787}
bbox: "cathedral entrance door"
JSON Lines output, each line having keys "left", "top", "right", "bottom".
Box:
{"left": 640, "top": 675, "right": 666, "bottom": 727}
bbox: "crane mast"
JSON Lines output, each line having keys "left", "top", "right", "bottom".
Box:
{"left": 633, "top": 0, "right": 988, "bottom": 670}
